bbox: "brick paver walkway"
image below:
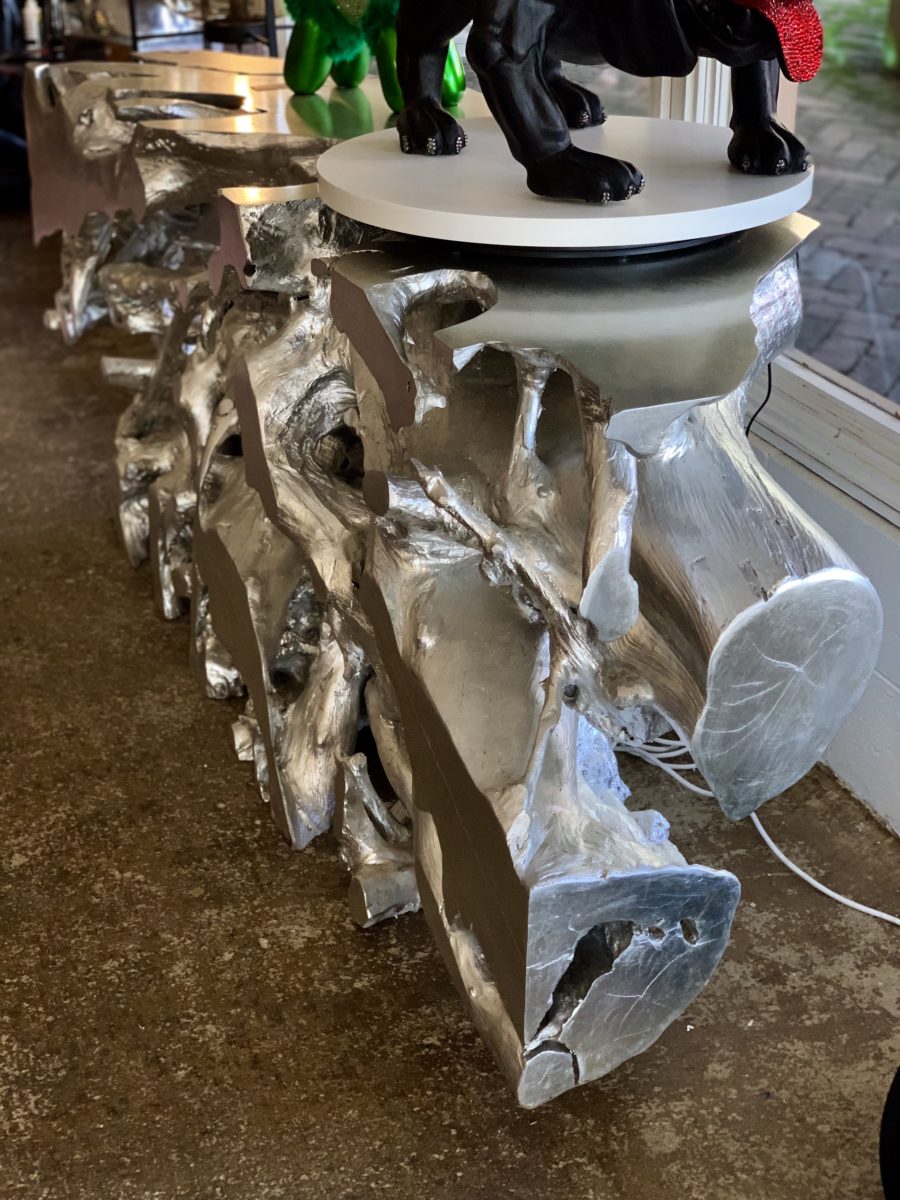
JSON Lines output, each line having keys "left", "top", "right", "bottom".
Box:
{"left": 796, "top": 0, "right": 900, "bottom": 404}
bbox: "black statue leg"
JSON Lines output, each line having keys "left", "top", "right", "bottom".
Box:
{"left": 728, "top": 60, "right": 809, "bottom": 175}
{"left": 396, "top": 0, "right": 473, "bottom": 155}
{"left": 543, "top": 54, "right": 606, "bottom": 129}
{"left": 467, "top": 0, "right": 642, "bottom": 202}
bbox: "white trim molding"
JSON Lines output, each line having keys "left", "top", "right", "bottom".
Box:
{"left": 650, "top": 63, "right": 797, "bottom": 128}
{"left": 752, "top": 353, "right": 900, "bottom": 528}
{"left": 753, "top": 356, "right": 900, "bottom": 830}
{"left": 651, "top": 60, "right": 731, "bottom": 125}
{"left": 757, "top": 441, "right": 900, "bottom": 834}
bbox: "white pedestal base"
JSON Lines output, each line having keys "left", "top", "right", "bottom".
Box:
{"left": 318, "top": 115, "right": 814, "bottom": 251}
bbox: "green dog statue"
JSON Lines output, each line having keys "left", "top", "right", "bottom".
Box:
{"left": 283, "top": 0, "right": 466, "bottom": 112}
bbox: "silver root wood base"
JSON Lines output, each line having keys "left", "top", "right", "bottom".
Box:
{"left": 30, "top": 59, "right": 882, "bottom": 1108}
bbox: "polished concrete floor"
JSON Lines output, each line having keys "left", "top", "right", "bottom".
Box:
{"left": 1, "top": 211, "right": 899, "bottom": 1200}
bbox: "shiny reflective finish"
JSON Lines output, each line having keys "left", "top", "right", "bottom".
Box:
{"left": 327, "top": 223, "right": 882, "bottom": 820}
{"left": 29, "top": 57, "right": 881, "bottom": 1108}
{"left": 24, "top": 59, "right": 485, "bottom": 338}
{"left": 320, "top": 222, "right": 879, "bottom": 1098}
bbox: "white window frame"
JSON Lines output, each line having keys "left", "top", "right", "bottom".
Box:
{"left": 754, "top": 354, "right": 900, "bottom": 529}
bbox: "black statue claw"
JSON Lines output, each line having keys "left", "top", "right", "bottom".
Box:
{"left": 729, "top": 119, "right": 810, "bottom": 177}
{"left": 527, "top": 145, "right": 643, "bottom": 204}
{"left": 549, "top": 78, "right": 607, "bottom": 131}
{"left": 397, "top": 99, "right": 468, "bottom": 158}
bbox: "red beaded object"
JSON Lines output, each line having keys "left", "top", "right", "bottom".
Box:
{"left": 734, "top": 0, "right": 824, "bottom": 82}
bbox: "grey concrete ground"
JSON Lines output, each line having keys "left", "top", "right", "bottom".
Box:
{"left": 1, "top": 211, "right": 899, "bottom": 1200}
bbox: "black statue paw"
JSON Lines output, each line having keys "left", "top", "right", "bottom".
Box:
{"left": 728, "top": 120, "right": 810, "bottom": 176}
{"left": 526, "top": 146, "right": 644, "bottom": 204}
{"left": 550, "top": 78, "right": 607, "bottom": 130}
{"left": 397, "top": 99, "right": 468, "bottom": 156}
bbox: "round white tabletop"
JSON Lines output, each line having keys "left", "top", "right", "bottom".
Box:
{"left": 317, "top": 115, "right": 813, "bottom": 251}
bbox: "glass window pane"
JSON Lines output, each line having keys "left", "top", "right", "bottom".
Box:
{"left": 795, "top": 0, "right": 900, "bottom": 406}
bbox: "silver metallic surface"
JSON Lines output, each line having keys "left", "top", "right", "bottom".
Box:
{"left": 226, "top": 238, "right": 375, "bottom": 850}
{"left": 29, "top": 61, "right": 883, "bottom": 1107}
{"left": 334, "top": 751, "right": 419, "bottom": 928}
{"left": 326, "top": 222, "right": 883, "bottom": 819}
{"left": 194, "top": 404, "right": 366, "bottom": 849}
{"left": 23, "top": 63, "right": 398, "bottom": 344}
{"left": 25, "top": 61, "right": 253, "bottom": 240}
{"left": 362, "top": 521, "right": 740, "bottom": 1104}
{"left": 210, "top": 183, "right": 376, "bottom": 295}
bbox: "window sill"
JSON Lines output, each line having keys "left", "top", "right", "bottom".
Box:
{"left": 751, "top": 352, "right": 900, "bottom": 529}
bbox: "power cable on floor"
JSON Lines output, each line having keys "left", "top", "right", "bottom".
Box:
{"left": 748, "top": 810, "right": 900, "bottom": 927}
{"left": 615, "top": 733, "right": 900, "bottom": 928}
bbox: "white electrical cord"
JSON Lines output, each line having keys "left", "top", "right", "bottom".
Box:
{"left": 616, "top": 733, "right": 900, "bottom": 928}
{"left": 616, "top": 740, "right": 716, "bottom": 797}
{"left": 748, "top": 811, "right": 900, "bottom": 927}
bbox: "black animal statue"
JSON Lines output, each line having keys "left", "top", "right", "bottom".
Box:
{"left": 395, "top": 0, "right": 823, "bottom": 203}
